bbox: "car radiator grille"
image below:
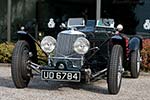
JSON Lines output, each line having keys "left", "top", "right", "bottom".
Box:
{"left": 54, "top": 32, "right": 85, "bottom": 68}
{"left": 55, "top": 33, "right": 84, "bottom": 57}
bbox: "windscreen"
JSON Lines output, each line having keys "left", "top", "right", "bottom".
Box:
{"left": 67, "top": 18, "right": 85, "bottom": 28}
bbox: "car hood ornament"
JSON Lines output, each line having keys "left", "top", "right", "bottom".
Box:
{"left": 48, "top": 18, "right": 55, "bottom": 28}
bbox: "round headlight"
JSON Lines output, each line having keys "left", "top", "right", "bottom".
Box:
{"left": 73, "top": 37, "right": 90, "bottom": 55}
{"left": 41, "top": 36, "right": 56, "bottom": 53}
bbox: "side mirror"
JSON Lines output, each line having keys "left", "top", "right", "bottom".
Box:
{"left": 116, "top": 24, "right": 123, "bottom": 31}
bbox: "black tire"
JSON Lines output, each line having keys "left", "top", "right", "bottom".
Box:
{"left": 130, "top": 49, "right": 141, "bottom": 78}
{"left": 11, "top": 40, "right": 31, "bottom": 88}
{"left": 108, "top": 45, "right": 123, "bottom": 94}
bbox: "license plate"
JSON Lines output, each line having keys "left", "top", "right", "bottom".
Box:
{"left": 41, "top": 70, "right": 81, "bottom": 82}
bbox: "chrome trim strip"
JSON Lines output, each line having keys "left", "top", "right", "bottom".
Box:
{"left": 52, "top": 57, "right": 83, "bottom": 60}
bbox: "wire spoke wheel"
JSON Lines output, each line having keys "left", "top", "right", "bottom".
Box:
{"left": 108, "top": 45, "right": 123, "bottom": 94}
{"left": 130, "top": 49, "right": 141, "bottom": 78}
{"left": 11, "top": 41, "right": 31, "bottom": 88}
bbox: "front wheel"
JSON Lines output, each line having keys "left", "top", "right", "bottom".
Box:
{"left": 108, "top": 45, "right": 123, "bottom": 94}
{"left": 11, "top": 40, "right": 31, "bottom": 88}
{"left": 130, "top": 49, "right": 141, "bottom": 78}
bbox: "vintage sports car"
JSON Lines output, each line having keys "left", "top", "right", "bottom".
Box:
{"left": 11, "top": 18, "right": 142, "bottom": 94}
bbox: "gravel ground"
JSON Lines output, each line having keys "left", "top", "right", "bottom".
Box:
{"left": 0, "top": 67, "right": 150, "bottom": 100}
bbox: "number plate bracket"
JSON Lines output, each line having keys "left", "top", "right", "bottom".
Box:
{"left": 41, "top": 70, "right": 81, "bottom": 82}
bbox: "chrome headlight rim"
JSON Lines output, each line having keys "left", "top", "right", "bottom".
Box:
{"left": 40, "top": 36, "right": 56, "bottom": 54}
{"left": 73, "top": 37, "right": 90, "bottom": 55}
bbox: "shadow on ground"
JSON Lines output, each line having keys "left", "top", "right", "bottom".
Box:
{"left": 0, "top": 76, "right": 108, "bottom": 94}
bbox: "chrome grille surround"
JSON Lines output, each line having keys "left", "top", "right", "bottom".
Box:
{"left": 53, "top": 30, "right": 86, "bottom": 69}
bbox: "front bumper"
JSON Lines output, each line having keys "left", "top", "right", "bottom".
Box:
{"left": 27, "top": 61, "right": 107, "bottom": 82}
{"left": 27, "top": 61, "right": 87, "bottom": 82}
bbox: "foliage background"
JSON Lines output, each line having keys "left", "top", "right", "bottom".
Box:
{"left": 0, "top": 42, "right": 14, "bottom": 63}
{"left": 0, "top": 42, "right": 47, "bottom": 64}
{"left": 141, "top": 39, "right": 150, "bottom": 71}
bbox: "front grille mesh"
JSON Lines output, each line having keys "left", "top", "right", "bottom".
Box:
{"left": 54, "top": 32, "right": 85, "bottom": 68}
{"left": 55, "top": 33, "right": 84, "bottom": 57}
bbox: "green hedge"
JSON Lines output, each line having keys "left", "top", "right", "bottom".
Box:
{"left": 36, "top": 43, "right": 47, "bottom": 65}
{"left": 0, "top": 42, "right": 14, "bottom": 63}
{"left": 0, "top": 42, "right": 47, "bottom": 64}
{"left": 141, "top": 39, "right": 150, "bottom": 71}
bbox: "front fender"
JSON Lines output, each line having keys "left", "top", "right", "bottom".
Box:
{"left": 111, "top": 34, "right": 128, "bottom": 59}
{"left": 17, "top": 30, "right": 28, "bottom": 35}
{"left": 16, "top": 30, "right": 38, "bottom": 62}
{"left": 129, "top": 36, "right": 142, "bottom": 51}
{"left": 17, "top": 30, "right": 29, "bottom": 40}
{"left": 17, "top": 30, "right": 37, "bottom": 54}
{"left": 111, "top": 35, "right": 124, "bottom": 44}
{"left": 111, "top": 35, "right": 126, "bottom": 49}
{"left": 17, "top": 30, "right": 34, "bottom": 42}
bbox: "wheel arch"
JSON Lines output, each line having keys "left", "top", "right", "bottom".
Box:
{"left": 111, "top": 35, "right": 126, "bottom": 59}
{"left": 17, "top": 31, "right": 37, "bottom": 63}
{"left": 129, "top": 36, "right": 142, "bottom": 52}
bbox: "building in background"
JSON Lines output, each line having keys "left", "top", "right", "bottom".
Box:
{"left": 0, "top": 0, "right": 149, "bottom": 41}
{"left": 0, "top": 0, "right": 38, "bottom": 41}
{"left": 36, "top": 0, "right": 150, "bottom": 36}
